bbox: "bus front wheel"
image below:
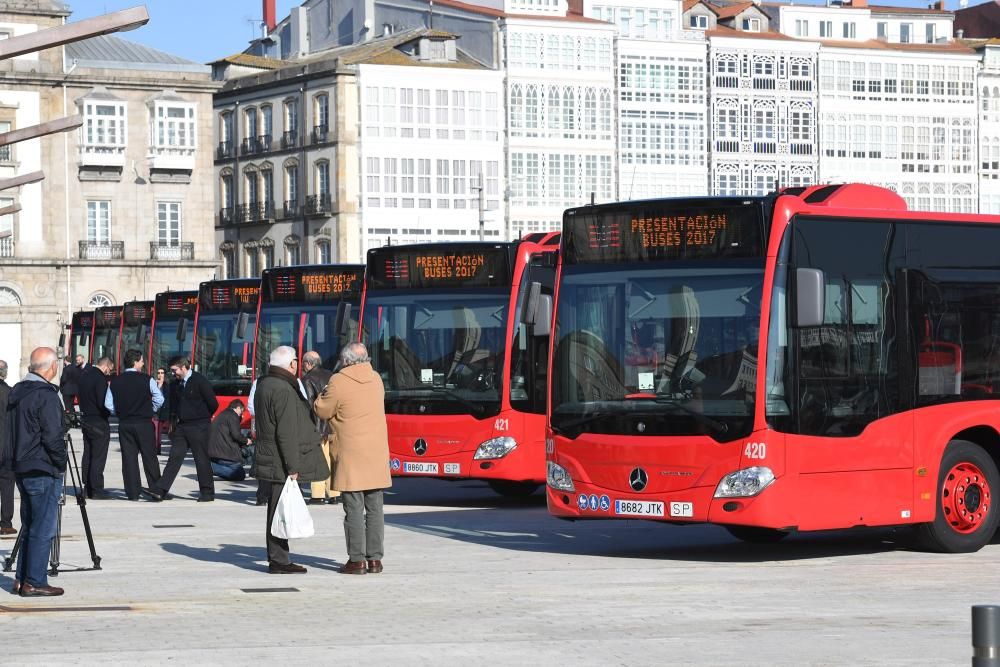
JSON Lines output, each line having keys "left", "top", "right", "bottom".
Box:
{"left": 488, "top": 481, "right": 540, "bottom": 497}
{"left": 724, "top": 526, "right": 790, "bottom": 544}
{"left": 916, "top": 439, "right": 1000, "bottom": 553}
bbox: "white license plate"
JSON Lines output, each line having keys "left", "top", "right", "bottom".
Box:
{"left": 669, "top": 501, "right": 694, "bottom": 518}
{"left": 443, "top": 463, "right": 461, "bottom": 475}
{"left": 403, "top": 462, "right": 439, "bottom": 474}
{"left": 614, "top": 499, "right": 665, "bottom": 517}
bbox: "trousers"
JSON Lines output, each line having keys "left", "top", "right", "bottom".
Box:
{"left": 80, "top": 417, "right": 110, "bottom": 495}
{"left": 310, "top": 439, "right": 340, "bottom": 500}
{"left": 14, "top": 473, "right": 61, "bottom": 588}
{"left": 342, "top": 489, "right": 384, "bottom": 563}
{"left": 118, "top": 421, "right": 161, "bottom": 500}
{"left": 0, "top": 470, "right": 14, "bottom": 529}
{"left": 157, "top": 421, "right": 214, "bottom": 499}
{"left": 265, "top": 479, "right": 289, "bottom": 564}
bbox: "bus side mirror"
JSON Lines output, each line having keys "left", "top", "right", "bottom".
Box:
{"left": 57, "top": 332, "right": 66, "bottom": 356}
{"left": 236, "top": 312, "right": 250, "bottom": 340}
{"left": 176, "top": 317, "right": 187, "bottom": 342}
{"left": 531, "top": 294, "right": 553, "bottom": 338}
{"left": 794, "top": 268, "right": 825, "bottom": 328}
{"left": 335, "top": 302, "right": 352, "bottom": 338}
{"left": 522, "top": 282, "right": 542, "bottom": 326}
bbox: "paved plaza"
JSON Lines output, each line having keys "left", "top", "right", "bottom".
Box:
{"left": 0, "top": 428, "right": 995, "bottom": 665}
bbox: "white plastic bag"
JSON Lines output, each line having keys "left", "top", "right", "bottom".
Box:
{"left": 270, "top": 477, "right": 315, "bottom": 539}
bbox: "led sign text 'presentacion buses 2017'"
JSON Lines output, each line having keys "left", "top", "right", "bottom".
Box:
{"left": 415, "top": 253, "right": 486, "bottom": 280}
{"left": 630, "top": 214, "right": 728, "bottom": 249}
{"left": 368, "top": 246, "right": 511, "bottom": 289}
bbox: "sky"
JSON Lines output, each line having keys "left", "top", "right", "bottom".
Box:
{"left": 68, "top": 0, "right": 1000, "bottom": 65}
{"left": 68, "top": 0, "right": 300, "bottom": 64}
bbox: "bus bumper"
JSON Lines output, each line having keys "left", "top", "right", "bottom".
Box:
{"left": 390, "top": 438, "right": 543, "bottom": 484}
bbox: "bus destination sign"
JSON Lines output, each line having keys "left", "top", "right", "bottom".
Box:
{"left": 266, "top": 267, "right": 363, "bottom": 302}
{"left": 367, "top": 246, "right": 510, "bottom": 289}
{"left": 202, "top": 282, "right": 260, "bottom": 310}
{"left": 156, "top": 292, "right": 198, "bottom": 315}
{"left": 564, "top": 202, "right": 764, "bottom": 264}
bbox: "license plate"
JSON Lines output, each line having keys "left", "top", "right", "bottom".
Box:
{"left": 403, "top": 462, "right": 439, "bottom": 474}
{"left": 614, "top": 499, "right": 665, "bottom": 517}
{"left": 669, "top": 501, "right": 694, "bottom": 518}
{"left": 443, "top": 463, "right": 461, "bottom": 475}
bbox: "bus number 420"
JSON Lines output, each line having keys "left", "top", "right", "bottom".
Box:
{"left": 744, "top": 442, "right": 766, "bottom": 460}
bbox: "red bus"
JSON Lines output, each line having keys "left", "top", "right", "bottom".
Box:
{"left": 149, "top": 290, "right": 198, "bottom": 376}
{"left": 67, "top": 311, "right": 93, "bottom": 362}
{"left": 254, "top": 264, "right": 364, "bottom": 378}
{"left": 91, "top": 306, "right": 123, "bottom": 369}
{"left": 120, "top": 300, "right": 154, "bottom": 363}
{"left": 193, "top": 278, "right": 259, "bottom": 420}
{"left": 545, "top": 184, "right": 1000, "bottom": 552}
{"left": 362, "top": 235, "right": 559, "bottom": 496}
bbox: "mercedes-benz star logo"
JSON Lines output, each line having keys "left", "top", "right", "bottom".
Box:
{"left": 413, "top": 438, "right": 428, "bottom": 456}
{"left": 629, "top": 467, "right": 648, "bottom": 492}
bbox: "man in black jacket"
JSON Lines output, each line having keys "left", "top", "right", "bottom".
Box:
{"left": 77, "top": 356, "right": 114, "bottom": 499}
{"left": 4, "top": 348, "right": 67, "bottom": 596}
{"left": 301, "top": 350, "right": 337, "bottom": 505}
{"left": 208, "top": 400, "right": 250, "bottom": 481}
{"left": 147, "top": 356, "right": 218, "bottom": 502}
{"left": 0, "top": 360, "right": 15, "bottom": 536}
{"left": 106, "top": 349, "right": 163, "bottom": 501}
{"left": 59, "top": 354, "right": 83, "bottom": 415}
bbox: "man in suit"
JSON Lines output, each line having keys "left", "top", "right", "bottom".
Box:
{"left": 0, "top": 360, "right": 15, "bottom": 536}
{"left": 105, "top": 349, "right": 163, "bottom": 501}
{"left": 147, "top": 356, "right": 218, "bottom": 502}
{"left": 59, "top": 354, "right": 84, "bottom": 415}
{"left": 301, "top": 350, "right": 338, "bottom": 506}
{"left": 77, "top": 356, "right": 114, "bottom": 499}
{"left": 208, "top": 399, "right": 250, "bottom": 481}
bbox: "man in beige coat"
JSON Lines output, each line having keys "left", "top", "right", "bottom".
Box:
{"left": 314, "top": 342, "right": 392, "bottom": 575}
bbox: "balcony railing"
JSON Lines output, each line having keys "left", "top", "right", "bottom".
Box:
{"left": 240, "top": 135, "right": 272, "bottom": 156}
{"left": 304, "top": 193, "right": 332, "bottom": 216}
{"left": 219, "top": 207, "right": 234, "bottom": 225}
{"left": 283, "top": 199, "right": 299, "bottom": 218}
{"left": 79, "top": 240, "right": 124, "bottom": 260}
{"left": 217, "top": 141, "right": 235, "bottom": 160}
{"left": 0, "top": 236, "right": 12, "bottom": 258}
{"left": 312, "top": 124, "right": 329, "bottom": 144}
{"left": 150, "top": 242, "right": 194, "bottom": 261}
{"left": 281, "top": 130, "right": 298, "bottom": 149}
{"left": 237, "top": 201, "right": 275, "bottom": 223}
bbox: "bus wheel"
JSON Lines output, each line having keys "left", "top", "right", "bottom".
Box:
{"left": 724, "top": 526, "right": 790, "bottom": 544}
{"left": 488, "top": 481, "right": 540, "bottom": 497}
{"left": 916, "top": 439, "right": 999, "bottom": 553}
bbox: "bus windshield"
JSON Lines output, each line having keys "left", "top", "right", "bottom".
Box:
{"left": 151, "top": 316, "right": 193, "bottom": 374}
{"left": 363, "top": 289, "right": 509, "bottom": 417}
{"left": 92, "top": 318, "right": 120, "bottom": 365}
{"left": 256, "top": 303, "right": 359, "bottom": 375}
{"left": 70, "top": 313, "right": 92, "bottom": 362}
{"left": 194, "top": 312, "right": 255, "bottom": 389}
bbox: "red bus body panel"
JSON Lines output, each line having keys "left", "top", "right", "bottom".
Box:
{"left": 547, "top": 184, "right": 1000, "bottom": 534}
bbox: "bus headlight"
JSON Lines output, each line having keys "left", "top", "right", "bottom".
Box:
{"left": 547, "top": 461, "right": 575, "bottom": 492}
{"left": 474, "top": 436, "right": 517, "bottom": 460}
{"left": 714, "top": 466, "right": 775, "bottom": 498}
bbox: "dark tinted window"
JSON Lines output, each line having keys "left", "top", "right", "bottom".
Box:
{"left": 509, "top": 253, "right": 556, "bottom": 414}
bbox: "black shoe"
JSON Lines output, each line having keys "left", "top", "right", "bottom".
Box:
{"left": 268, "top": 561, "right": 307, "bottom": 574}
{"left": 255, "top": 499, "right": 266, "bottom": 506}
{"left": 141, "top": 488, "right": 163, "bottom": 502}
{"left": 90, "top": 491, "right": 113, "bottom": 500}
{"left": 197, "top": 496, "right": 215, "bottom": 503}
{"left": 308, "top": 498, "right": 325, "bottom": 505}
{"left": 327, "top": 496, "right": 342, "bottom": 505}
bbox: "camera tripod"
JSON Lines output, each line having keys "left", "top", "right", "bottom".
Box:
{"left": 3, "top": 432, "right": 102, "bottom": 575}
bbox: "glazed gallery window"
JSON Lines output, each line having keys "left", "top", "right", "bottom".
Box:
{"left": 82, "top": 102, "right": 126, "bottom": 149}
{"left": 153, "top": 103, "right": 196, "bottom": 148}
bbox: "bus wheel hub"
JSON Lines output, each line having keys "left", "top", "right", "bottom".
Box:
{"left": 942, "top": 462, "right": 991, "bottom": 534}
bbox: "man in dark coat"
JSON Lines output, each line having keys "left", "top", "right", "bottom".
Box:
{"left": 4, "top": 348, "right": 67, "bottom": 596}
{"left": 301, "top": 350, "right": 337, "bottom": 505}
{"left": 253, "top": 345, "right": 328, "bottom": 574}
{"left": 208, "top": 399, "right": 249, "bottom": 481}
{"left": 147, "top": 356, "right": 218, "bottom": 502}
{"left": 105, "top": 349, "right": 163, "bottom": 501}
{"left": 0, "top": 360, "right": 15, "bottom": 536}
{"left": 59, "top": 354, "right": 83, "bottom": 415}
{"left": 77, "top": 356, "right": 114, "bottom": 499}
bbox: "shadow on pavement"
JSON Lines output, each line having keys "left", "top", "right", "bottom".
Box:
{"left": 385, "top": 476, "right": 545, "bottom": 509}
{"left": 160, "top": 542, "right": 342, "bottom": 572}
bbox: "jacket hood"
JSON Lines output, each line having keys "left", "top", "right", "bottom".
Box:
{"left": 9, "top": 373, "right": 57, "bottom": 406}
{"left": 340, "top": 362, "right": 375, "bottom": 384}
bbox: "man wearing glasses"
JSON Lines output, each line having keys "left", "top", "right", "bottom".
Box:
{"left": 145, "top": 356, "right": 218, "bottom": 502}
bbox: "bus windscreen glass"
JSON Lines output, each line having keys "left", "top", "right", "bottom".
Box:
{"left": 195, "top": 283, "right": 258, "bottom": 389}
{"left": 552, "top": 202, "right": 767, "bottom": 441}
{"left": 151, "top": 292, "right": 197, "bottom": 374}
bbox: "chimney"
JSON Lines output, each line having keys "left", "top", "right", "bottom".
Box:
{"left": 263, "top": 0, "right": 276, "bottom": 32}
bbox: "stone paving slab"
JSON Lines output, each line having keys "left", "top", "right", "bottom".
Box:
{"left": 0, "top": 428, "right": 995, "bottom": 665}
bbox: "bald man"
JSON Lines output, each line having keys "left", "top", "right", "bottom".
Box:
{"left": 5, "top": 347, "right": 67, "bottom": 596}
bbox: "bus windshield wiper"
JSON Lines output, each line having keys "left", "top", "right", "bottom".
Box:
{"left": 653, "top": 395, "right": 729, "bottom": 435}
{"left": 389, "top": 387, "right": 488, "bottom": 416}
{"left": 551, "top": 412, "right": 608, "bottom": 434}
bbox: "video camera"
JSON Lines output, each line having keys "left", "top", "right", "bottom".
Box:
{"left": 63, "top": 409, "right": 82, "bottom": 431}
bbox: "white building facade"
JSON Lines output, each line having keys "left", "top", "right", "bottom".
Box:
{"left": 976, "top": 43, "right": 1000, "bottom": 214}
{"left": 502, "top": 11, "right": 618, "bottom": 237}
{"left": 587, "top": 0, "right": 709, "bottom": 199}
{"left": 358, "top": 62, "right": 505, "bottom": 250}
